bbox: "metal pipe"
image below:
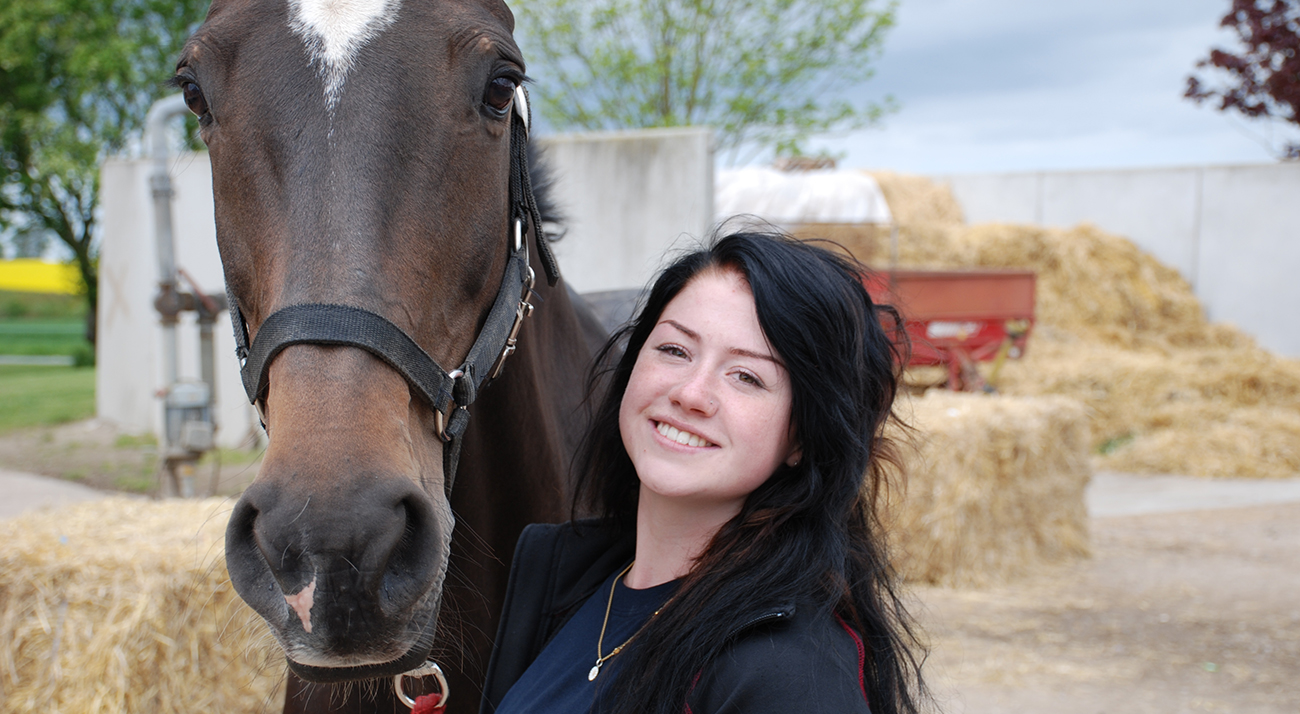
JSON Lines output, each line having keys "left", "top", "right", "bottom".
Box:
{"left": 179, "top": 267, "right": 219, "bottom": 393}
{"left": 146, "top": 93, "right": 190, "bottom": 391}
{"left": 146, "top": 94, "right": 216, "bottom": 497}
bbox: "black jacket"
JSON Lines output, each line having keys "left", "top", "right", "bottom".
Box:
{"left": 479, "top": 520, "right": 872, "bottom": 714}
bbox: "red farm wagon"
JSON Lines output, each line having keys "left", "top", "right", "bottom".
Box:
{"left": 861, "top": 269, "right": 1037, "bottom": 391}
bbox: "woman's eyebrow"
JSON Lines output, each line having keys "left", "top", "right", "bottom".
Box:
{"left": 662, "top": 319, "right": 698, "bottom": 340}
{"left": 730, "top": 347, "right": 780, "bottom": 365}
{"left": 662, "top": 320, "right": 780, "bottom": 365}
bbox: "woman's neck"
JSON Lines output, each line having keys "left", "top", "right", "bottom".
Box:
{"left": 625, "top": 485, "right": 739, "bottom": 589}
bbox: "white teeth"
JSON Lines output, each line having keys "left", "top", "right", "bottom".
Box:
{"left": 656, "top": 421, "right": 710, "bottom": 447}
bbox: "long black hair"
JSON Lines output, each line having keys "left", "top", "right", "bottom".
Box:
{"left": 573, "top": 229, "right": 927, "bottom": 714}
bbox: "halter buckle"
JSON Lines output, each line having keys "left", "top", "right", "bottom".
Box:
{"left": 488, "top": 265, "right": 536, "bottom": 381}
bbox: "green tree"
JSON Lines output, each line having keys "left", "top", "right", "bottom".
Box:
{"left": 512, "top": 0, "right": 897, "bottom": 161}
{"left": 0, "top": 0, "right": 207, "bottom": 343}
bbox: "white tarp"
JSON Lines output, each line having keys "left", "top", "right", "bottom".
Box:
{"left": 714, "top": 168, "right": 893, "bottom": 225}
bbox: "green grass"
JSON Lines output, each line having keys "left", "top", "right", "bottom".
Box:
{"left": 114, "top": 432, "right": 158, "bottom": 449}
{"left": 0, "top": 290, "right": 87, "bottom": 320}
{"left": 114, "top": 472, "right": 157, "bottom": 493}
{"left": 0, "top": 292, "right": 92, "bottom": 363}
{"left": 0, "top": 365, "right": 95, "bottom": 432}
{"left": 0, "top": 319, "right": 90, "bottom": 356}
{"left": 1097, "top": 432, "right": 1135, "bottom": 455}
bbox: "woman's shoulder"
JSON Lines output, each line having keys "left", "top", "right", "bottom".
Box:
{"left": 689, "top": 602, "right": 871, "bottom": 714}
{"left": 508, "top": 518, "right": 636, "bottom": 614}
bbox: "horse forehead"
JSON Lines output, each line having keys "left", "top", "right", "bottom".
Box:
{"left": 283, "top": 0, "right": 514, "bottom": 108}
{"left": 287, "top": 0, "right": 400, "bottom": 106}
{"left": 288, "top": 0, "right": 398, "bottom": 62}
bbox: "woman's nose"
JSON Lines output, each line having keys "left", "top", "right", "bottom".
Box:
{"left": 669, "top": 367, "right": 717, "bottom": 415}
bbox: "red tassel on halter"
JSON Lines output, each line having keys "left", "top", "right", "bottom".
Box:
{"left": 411, "top": 693, "right": 445, "bottom": 714}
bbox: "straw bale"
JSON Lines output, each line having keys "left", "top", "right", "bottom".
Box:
{"left": 995, "top": 329, "right": 1300, "bottom": 479}
{"left": 874, "top": 172, "right": 1300, "bottom": 478}
{"left": 865, "top": 171, "right": 965, "bottom": 226}
{"left": 0, "top": 498, "right": 283, "bottom": 714}
{"left": 891, "top": 391, "right": 1091, "bottom": 587}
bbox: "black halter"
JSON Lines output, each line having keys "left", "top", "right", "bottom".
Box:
{"left": 227, "top": 86, "right": 560, "bottom": 498}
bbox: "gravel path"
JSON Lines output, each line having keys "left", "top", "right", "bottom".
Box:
{"left": 0, "top": 467, "right": 117, "bottom": 518}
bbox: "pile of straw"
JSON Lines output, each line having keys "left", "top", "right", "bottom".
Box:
{"left": 787, "top": 222, "right": 885, "bottom": 264}
{"left": 865, "top": 172, "right": 1300, "bottom": 479}
{"left": 0, "top": 498, "right": 283, "bottom": 714}
{"left": 890, "top": 391, "right": 1092, "bottom": 587}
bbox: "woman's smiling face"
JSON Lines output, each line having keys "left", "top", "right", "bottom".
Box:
{"left": 619, "top": 268, "right": 800, "bottom": 518}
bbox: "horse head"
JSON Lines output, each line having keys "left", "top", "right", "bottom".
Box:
{"left": 175, "top": 0, "right": 556, "bottom": 682}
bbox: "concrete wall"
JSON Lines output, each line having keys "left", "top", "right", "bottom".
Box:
{"left": 538, "top": 127, "right": 714, "bottom": 292}
{"left": 97, "top": 154, "right": 258, "bottom": 448}
{"left": 936, "top": 163, "right": 1300, "bottom": 357}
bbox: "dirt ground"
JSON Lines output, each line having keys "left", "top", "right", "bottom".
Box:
{"left": 915, "top": 502, "right": 1300, "bottom": 714}
{"left": 1, "top": 421, "right": 1297, "bottom": 713}
{"left": 0, "top": 418, "right": 263, "bottom": 497}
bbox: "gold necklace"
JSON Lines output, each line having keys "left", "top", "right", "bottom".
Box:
{"left": 588, "top": 561, "right": 659, "bottom": 682}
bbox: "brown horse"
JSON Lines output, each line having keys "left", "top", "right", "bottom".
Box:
{"left": 174, "top": 0, "right": 604, "bottom": 711}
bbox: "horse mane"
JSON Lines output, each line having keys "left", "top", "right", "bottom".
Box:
{"left": 526, "top": 140, "right": 565, "bottom": 239}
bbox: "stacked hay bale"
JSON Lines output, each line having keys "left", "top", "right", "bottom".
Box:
{"left": 889, "top": 391, "right": 1092, "bottom": 587}
{"left": 868, "top": 172, "right": 1300, "bottom": 479}
{"left": 0, "top": 498, "right": 282, "bottom": 714}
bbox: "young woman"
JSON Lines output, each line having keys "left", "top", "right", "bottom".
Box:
{"left": 479, "top": 230, "right": 927, "bottom": 714}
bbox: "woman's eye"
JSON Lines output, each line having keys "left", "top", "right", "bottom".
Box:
{"left": 736, "top": 371, "right": 762, "bottom": 387}
{"left": 182, "top": 81, "right": 209, "bottom": 117}
{"left": 483, "top": 77, "right": 516, "bottom": 114}
{"left": 656, "top": 344, "right": 687, "bottom": 358}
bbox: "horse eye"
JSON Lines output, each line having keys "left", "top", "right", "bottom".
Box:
{"left": 182, "top": 81, "right": 209, "bottom": 117}
{"left": 483, "top": 77, "right": 516, "bottom": 114}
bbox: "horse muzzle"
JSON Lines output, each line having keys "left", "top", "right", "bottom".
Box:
{"left": 225, "top": 471, "right": 452, "bottom": 680}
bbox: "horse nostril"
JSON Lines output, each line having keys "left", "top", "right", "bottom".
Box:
{"left": 378, "top": 494, "right": 443, "bottom": 614}
{"left": 225, "top": 486, "right": 293, "bottom": 620}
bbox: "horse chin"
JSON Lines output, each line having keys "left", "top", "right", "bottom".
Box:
{"left": 266, "top": 553, "right": 448, "bottom": 682}
{"left": 279, "top": 598, "right": 445, "bottom": 683}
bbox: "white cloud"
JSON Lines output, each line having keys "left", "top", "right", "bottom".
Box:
{"left": 814, "top": 0, "right": 1296, "bottom": 172}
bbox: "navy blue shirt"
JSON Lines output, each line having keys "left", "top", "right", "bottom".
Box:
{"left": 495, "top": 565, "right": 677, "bottom": 714}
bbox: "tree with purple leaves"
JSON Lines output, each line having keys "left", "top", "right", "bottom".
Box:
{"left": 1186, "top": 0, "right": 1300, "bottom": 160}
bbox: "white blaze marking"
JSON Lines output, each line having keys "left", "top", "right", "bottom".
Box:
{"left": 288, "top": 0, "right": 401, "bottom": 110}
{"left": 285, "top": 576, "right": 318, "bottom": 633}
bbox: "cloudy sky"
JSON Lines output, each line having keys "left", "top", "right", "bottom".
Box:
{"left": 810, "top": 0, "right": 1298, "bottom": 174}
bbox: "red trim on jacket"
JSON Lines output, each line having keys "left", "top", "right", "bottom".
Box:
{"left": 834, "top": 612, "right": 869, "bottom": 706}
{"left": 684, "top": 671, "right": 702, "bottom": 714}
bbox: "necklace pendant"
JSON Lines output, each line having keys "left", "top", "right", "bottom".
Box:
{"left": 588, "top": 663, "right": 601, "bottom": 681}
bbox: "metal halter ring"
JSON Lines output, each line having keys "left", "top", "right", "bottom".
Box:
{"left": 394, "top": 660, "right": 450, "bottom": 710}
{"left": 432, "top": 369, "right": 464, "bottom": 441}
